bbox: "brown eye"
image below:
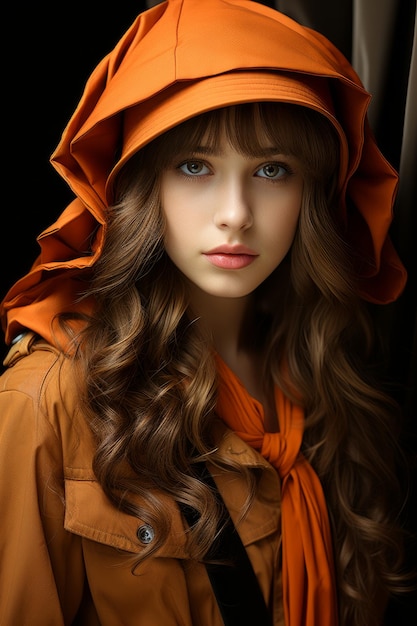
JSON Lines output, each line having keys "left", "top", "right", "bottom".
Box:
{"left": 256, "top": 163, "right": 288, "bottom": 179}
{"left": 179, "top": 161, "right": 209, "bottom": 176}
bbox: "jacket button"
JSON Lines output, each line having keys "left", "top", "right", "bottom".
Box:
{"left": 137, "top": 524, "right": 155, "bottom": 544}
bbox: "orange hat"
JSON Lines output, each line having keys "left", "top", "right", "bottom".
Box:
{"left": 1, "top": 0, "right": 407, "bottom": 345}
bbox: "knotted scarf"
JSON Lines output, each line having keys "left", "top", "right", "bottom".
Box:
{"left": 215, "top": 355, "right": 339, "bottom": 626}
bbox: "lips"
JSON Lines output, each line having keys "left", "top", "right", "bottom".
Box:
{"left": 203, "top": 244, "right": 258, "bottom": 269}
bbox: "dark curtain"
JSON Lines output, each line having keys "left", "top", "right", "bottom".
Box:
{"left": 2, "top": 0, "right": 416, "bottom": 622}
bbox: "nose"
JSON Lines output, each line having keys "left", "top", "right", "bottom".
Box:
{"left": 213, "top": 178, "right": 253, "bottom": 231}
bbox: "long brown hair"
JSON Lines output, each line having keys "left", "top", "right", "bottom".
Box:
{"left": 73, "top": 102, "right": 409, "bottom": 626}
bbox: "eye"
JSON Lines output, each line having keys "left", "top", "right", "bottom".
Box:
{"left": 255, "top": 163, "right": 289, "bottom": 180}
{"left": 178, "top": 160, "right": 210, "bottom": 176}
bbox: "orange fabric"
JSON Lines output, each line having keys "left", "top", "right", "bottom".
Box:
{"left": 0, "top": 340, "right": 284, "bottom": 626}
{"left": 1, "top": 0, "right": 408, "bottom": 347}
{"left": 215, "top": 355, "right": 338, "bottom": 626}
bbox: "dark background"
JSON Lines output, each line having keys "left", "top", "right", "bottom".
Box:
{"left": 2, "top": 1, "right": 416, "bottom": 623}
{"left": 2, "top": 3, "right": 149, "bottom": 294}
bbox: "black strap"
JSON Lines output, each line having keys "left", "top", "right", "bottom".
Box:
{"left": 180, "top": 463, "right": 273, "bottom": 626}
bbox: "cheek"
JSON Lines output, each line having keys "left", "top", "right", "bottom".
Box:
{"left": 162, "top": 204, "right": 200, "bottom": 262}
{"left": 161, "top": 178, "right": 198, "bottom": 226}
{"left": 266, "top": 202, "right": 301, "bottom": 251}
{"left": 162, "top": 188, "right": 210, "bottom": 252}
{"left": 161, "top": 184, "right": 184, "bottom": 244}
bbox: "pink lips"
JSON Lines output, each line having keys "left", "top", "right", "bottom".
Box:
{"left": 204, "top": 245, "right": 258, "bottom": 269}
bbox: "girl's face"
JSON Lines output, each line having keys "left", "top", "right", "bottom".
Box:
{"left": 160, "top": 130, "right": 303, "bottom": 301}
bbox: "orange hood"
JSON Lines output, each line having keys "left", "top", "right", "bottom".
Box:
{"left": 1, "top": 0, "right": 407, "bottom": 345}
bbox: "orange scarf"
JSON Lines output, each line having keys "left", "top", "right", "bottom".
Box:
{"left": 215, "top": 356, "right": 338, "bottom": 626}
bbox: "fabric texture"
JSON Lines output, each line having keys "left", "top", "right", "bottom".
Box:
{"left": 0, "top": 0, "right": 407, "bottom": 350}
{"left": 0, "top": 336, "right": 285, "bottom": 625}
{"left": 215, "top": 355, "right": 338, "bottom": 626}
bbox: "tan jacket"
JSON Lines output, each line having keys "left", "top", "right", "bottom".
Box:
{"left": 0, "top": 334, "right": 284, "bottom": 626}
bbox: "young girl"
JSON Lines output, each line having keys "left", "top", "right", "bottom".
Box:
{"left": 0, "top": 1, "right": 412, "bottom": 625}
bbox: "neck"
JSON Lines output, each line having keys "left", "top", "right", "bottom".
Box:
{"left": 187, "top": 282, "right": 278, "bottom": 431}
{"left": 187, "top": 283, "right": 253, "bottom": 360}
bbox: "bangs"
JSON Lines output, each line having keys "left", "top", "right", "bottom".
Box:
{"left": 115, "top": 102, "right": 340, "bottom": 198}
{"left": 143, "top": 102, "right": 339, "bottom": 180}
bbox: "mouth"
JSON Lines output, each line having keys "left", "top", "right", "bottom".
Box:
{"left": 203, "top": 245, "right": 258, "bottom": 269}
{"left": 205, "top": 244, "right": 257, "bottom": 255}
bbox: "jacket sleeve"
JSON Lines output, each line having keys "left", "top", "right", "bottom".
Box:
{"left": 0, "top": 346, "right": 85, "bottom": 625}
